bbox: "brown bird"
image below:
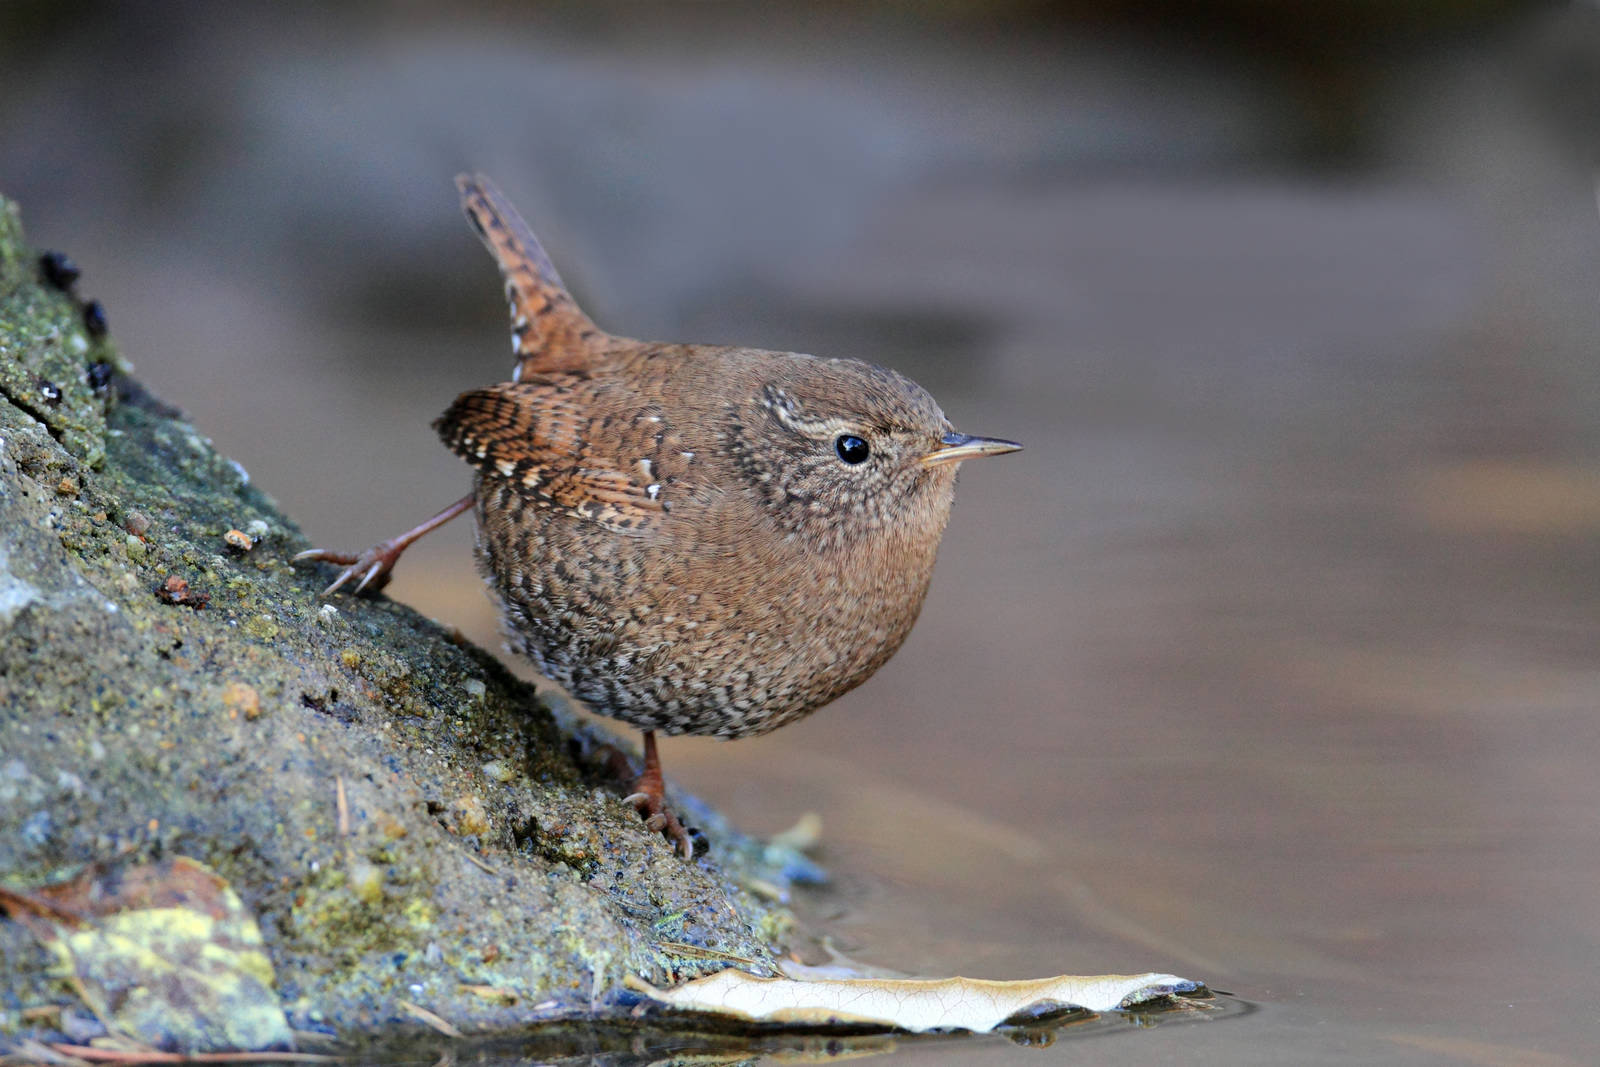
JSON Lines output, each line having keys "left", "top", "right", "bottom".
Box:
{"left": 296, "top": 175, "right": 1019, "bottom": 857}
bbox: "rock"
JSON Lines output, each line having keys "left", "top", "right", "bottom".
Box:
{"left": 0, "top": 192, "right": 803, "bottom": 1049}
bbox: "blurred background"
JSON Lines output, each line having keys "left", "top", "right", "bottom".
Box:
{"left": 4, "top": 1, "right": 1598, "bottom": 1062}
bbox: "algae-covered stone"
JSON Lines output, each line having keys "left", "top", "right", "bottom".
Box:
{"left": 0, "top": 199, "right": 122, "bottom": 469}
{"left": 0, "top": 192, "right": 809, "bottom": 1049}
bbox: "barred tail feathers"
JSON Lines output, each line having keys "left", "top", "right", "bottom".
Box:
{"left": 455, "top": 173, "right": 603, "bottom": 376}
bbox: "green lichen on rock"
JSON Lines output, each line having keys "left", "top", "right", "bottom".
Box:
{"left": 0, "top": 192, "right": 810, "bottom": 1050}
{"left": 0, "top": 200, "right": 122, "bottom": 469}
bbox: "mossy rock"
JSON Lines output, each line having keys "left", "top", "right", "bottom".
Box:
{"left": 0, "top": 192, "right": 809, "bottom": 1050}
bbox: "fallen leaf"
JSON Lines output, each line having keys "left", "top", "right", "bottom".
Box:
{"left": 628, "top": 967, "right": 1203, "bottom": 1033}
{"left": 4, "top": 857, "right": 292, "bottom": 1053}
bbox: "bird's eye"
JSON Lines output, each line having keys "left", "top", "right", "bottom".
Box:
{"left": 834, "top": 434, "right": 870, "bottom": 464}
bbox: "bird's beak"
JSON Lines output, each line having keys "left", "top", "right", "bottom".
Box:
{"left": 919, "top": 431, "right": 1023, "bottom": 467}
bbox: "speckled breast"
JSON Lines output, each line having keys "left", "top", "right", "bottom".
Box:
{"left": 470, "top": 479, "right": 933, "bottom": 739}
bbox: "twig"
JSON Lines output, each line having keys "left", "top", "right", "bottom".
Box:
{"left": 397, "top": 999, "right": 463, "bottom": 1039}
{"left": 334, "top": 776, "right": 349, "bottom": 838}
{"left": 458, "top": 983, "right": 518, "bottom": 1004}
{"left": 6, "top": 1038, "right": 91, "bottom": 1067}
{"left": 460, "top": 851, "right": 496, "bottom": 875}
{"left": 652, "top": 940, "right": 764, "bottom": 967}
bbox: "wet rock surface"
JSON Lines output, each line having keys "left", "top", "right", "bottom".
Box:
{"left": 0, "top": 193, "right": 802, "bottom": 1049}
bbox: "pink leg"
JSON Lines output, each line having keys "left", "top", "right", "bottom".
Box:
{"left": 294, "top": 493, "right": 474, "bottom": 595}
{"left": 621, "top": 730, "right": 698, "bottom": 860}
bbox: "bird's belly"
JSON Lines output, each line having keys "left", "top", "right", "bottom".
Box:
{"left": 474, "top": 515, "right": 923, "bottom": 739}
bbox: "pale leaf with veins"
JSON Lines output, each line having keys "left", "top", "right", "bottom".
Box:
{"left": 628, "top": 967, "right": 1204, "bottom": 1033}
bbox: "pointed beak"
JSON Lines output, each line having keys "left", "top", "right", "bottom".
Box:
{"left": 919, "top": 431, "right": 1023, "bottom": 467}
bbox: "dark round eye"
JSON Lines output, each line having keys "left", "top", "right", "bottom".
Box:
{"left": 834, "top": 434, "right": 870, "bottom": 464}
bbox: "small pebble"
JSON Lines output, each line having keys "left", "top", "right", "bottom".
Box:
{"left": 451, "top": 794, "right": 491, "bottom": 837}
{"left": 347, "top": 857, "right": 384, "bottom": 904}
{"left": 39, "top": 251, "right": 80, "bottom": 290}
{"left": 86, "top": 360, "right": 114, "bottom": 394}
{"left": 222, "top": 681, "right": 261, "bottom": 720}
{"left": 155, "top": 574, "right": 208, "bottom": 609}
{"left": 83, "top": 300, "right": 108, "bottom": 338}
{"left": 59, "top": 1007, "right": 106, "bottom": 1043}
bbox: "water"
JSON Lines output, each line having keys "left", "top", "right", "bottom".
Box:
{"left": 3, "top": 4, "right": 1596, "bottom": 1062}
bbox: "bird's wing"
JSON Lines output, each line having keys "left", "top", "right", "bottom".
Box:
{"left": 434, "top": 379, "right": 671, "bottom": 532}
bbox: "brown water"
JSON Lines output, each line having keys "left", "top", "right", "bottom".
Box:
{"left": 4, "top": 4, "right": 1598, "bottom": 1062}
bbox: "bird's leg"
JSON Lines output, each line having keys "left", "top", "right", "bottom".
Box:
{"left": 294, "top": 493, "right": 475, "bottom": 595}
{"left": 622, "top": 730, "right": 697, "bottom": 860}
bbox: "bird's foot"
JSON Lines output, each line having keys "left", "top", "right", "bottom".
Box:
{"left": 614, "top": 729, "right": 705, "bottom": 860}
{"left": 293, "top": 540, "right": 405, "bottom": 595}
{"left": 622, "top": 786, "right": 700, "bottom": 860}
{"left": 293, "top": 494, "right": 476, "bottom": 596}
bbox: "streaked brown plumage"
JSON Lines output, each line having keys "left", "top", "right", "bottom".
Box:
{"left": 297, "top": 175, "right": 1019, "bottom": 857}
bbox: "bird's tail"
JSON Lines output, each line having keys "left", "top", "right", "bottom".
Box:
{"left": 456, "top": 173, "right": 604, "bottom": 378}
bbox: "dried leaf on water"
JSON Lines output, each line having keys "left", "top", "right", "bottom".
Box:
{"left": 628, "top": 967, "right": 1204, "bottom": 1033}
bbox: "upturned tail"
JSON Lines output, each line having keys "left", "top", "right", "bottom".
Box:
{"left": 456, "top": 173, "right": 605, "bottom": 377}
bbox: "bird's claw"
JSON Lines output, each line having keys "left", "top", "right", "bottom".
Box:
{"left": 292, "top": 495, "right": 473, "bottom": 597}
{"left": 623, "top": 790, "right": 696, "bottom": 860}
{"left": 292, "top": 542, "right": 402, "bottom": 596}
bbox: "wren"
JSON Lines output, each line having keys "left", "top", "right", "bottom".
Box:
{"left": 296, "top": 175, "right": 1019, "bottom": 857}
